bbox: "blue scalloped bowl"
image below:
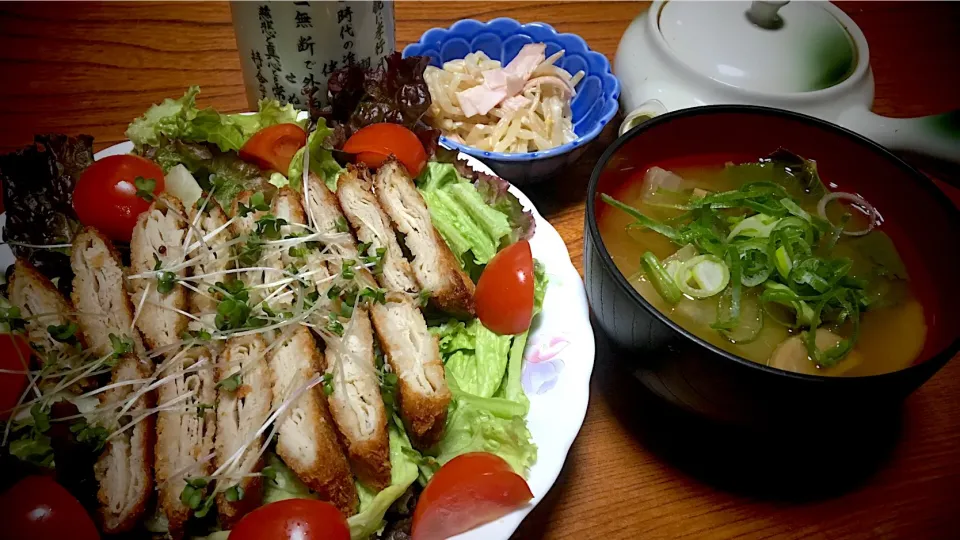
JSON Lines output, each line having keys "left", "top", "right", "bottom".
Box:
{"left": 403, "top": 18, "right": 620, "bottom": 185}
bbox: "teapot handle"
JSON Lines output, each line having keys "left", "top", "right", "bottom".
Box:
{"left": 837, "top": 107, "right": 960, "bottom": 166}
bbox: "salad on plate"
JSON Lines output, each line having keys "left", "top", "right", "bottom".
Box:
{"left": 0, "top": 54, "right": 555, "bottom": 540}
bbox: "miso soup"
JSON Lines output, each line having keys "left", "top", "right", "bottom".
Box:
{"left": 598, "top": 150, "right": 926, "bottom": 377}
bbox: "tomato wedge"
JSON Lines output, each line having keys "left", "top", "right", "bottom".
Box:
{"left": 474, "top": 240, "right": 535, "bottom": 335}
{"left": 72, "top": 154, "right": 165, "bottom": 242}
{"left": 0, "top": 476, "right": 100, "bottom": 540}
{"left": 239, "top": 123, "right": 307, "bottom": 174}
{"left": 412, "top": 452, "right": 533, "bottom": 540}
{"left": 0, "top": 334, "right": 30, "bottom": 419}
{"left": 228, "top": 499, "right": 349, "bottom": 540}
{"left": 343, "top": 123, "right": 427, "bottom": 176}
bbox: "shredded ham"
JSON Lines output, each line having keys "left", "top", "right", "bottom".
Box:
{"left": 425, "top": 43, "right": 584, "bottom": 153}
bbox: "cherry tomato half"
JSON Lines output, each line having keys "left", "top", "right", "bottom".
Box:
{"left": 412, "top": 452, "right": 533, "bottom": 540}
{"left": 228, "top": 499, "right": 349, "bottom": 540}
{"left": 72, "top": 154, "right": 165, "bottom": 242}
{"left": 239, "top": 123, "right": 307, "bottom": 174}
{"left": 342, "top": 123, "right": 427, "bottom": 177}
{"left": 0, "top": 334, "right": 30, "bottom": 419}
{"left": 474, "top": 240, "right": 535, "bottom": 335}
{"left": 0, "top": 475, "right": 100, "bottom": 540}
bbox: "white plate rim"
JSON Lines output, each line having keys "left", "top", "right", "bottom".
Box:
{"left": 0, "top": 141, "right": 596, "bottom": 540}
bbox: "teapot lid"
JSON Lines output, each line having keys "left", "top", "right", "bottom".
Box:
{"left": 658, "top": 0, "right": 858, "bottom": 93}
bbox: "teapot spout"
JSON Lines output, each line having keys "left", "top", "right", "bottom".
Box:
{"left": 838, "top": 106, "right": 960, "bottom": 167}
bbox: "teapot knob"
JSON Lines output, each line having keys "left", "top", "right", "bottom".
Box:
{"left": 746, "top": 1, "right": 789, "bottom": 30}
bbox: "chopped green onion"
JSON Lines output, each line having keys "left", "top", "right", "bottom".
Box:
{"left": 726, "top": 213, "right": 780, "bottom": 241}
{"left": 712, "top": 248, "right": 742, "bottom": 331}
{"left": 773, "top": 246, "right": 792, "bottom": 279}
{"left": 734, "top": 240, "right": 773, "bottom": 287}
{"left": 640, "top": 252, "right": 683, "bottom": 304}
{"left": 780, "top": 197, "right": 812, "bottom": 222}
{"left": 675, "top": 255, "right": 730, "bottom": 299}
{"left": 602, "top": 194, "right": 682, "bottom": 242}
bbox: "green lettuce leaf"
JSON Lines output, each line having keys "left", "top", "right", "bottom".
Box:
{"left": 417, "top": 162, "right": 525, "bottom": 268}
{"left": 262, "top": 452, "right": 317, "bottom": 504}
{"left": 432, "top": 319, "right": 474, "bottom": 355}
{"left": 418, "top": 161, "right": 461, "bottom": 191}
{"left": 127, "top": 87, "right": 307, "bottom": 153}
{"left": 433, "top": 371, "right": 537, "bottom": 476}
{"left": 421, "top": 188, "right": 497, "bottom": 267}
{"left": 348, "top": 423, "right": 419, "bottom": 540}
{"left": 127, "top": 86, "right": 201, "bottom": 150}
{"left": 441, "top": 320, "right": 512, "bottom": 399}
{"left": 143, "top": 139, "right": 264, "bottom": 212}
{"left": 288, "top": 119, "right": 342, "bottom": 192}
{"left": 495, "top": 261, "right": 547, "bottom": 410}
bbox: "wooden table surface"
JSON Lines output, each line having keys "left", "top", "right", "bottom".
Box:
{"left": 2, "top": 2, "right": 959, "bottom": 538}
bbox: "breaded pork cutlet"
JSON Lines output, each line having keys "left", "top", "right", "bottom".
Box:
{"left": 94, "top": 356, "right": 155, "bottom": 534}
{"left": 373, "top": 159, "right": 476, "bottom": 316}
{"left": 9, "top": 259, "right": 86, "bottom": 360}
{"left": 229, "top": 191, "right": 277, "bottom": 306}
{"left": 320, "top": 307, "right": 391, "bottom": 489}
{"left": 369, "top": 296, "right": 451, "bottom": 447}
{"left": 71, "top": 227, "right": 145, "bottom": 357}
{"left": 303, "top": 173, "right": 392, "bottom": 486}
{"left": 328, "top": 168, "right": 451, "bottom": 448}
{"left": 269, "top": 327, "right": 357, "bottom": 515}
{"left": 154, "top": 346, "right": 217, "bottom": 539}
{"left": 186, "top": 203, "right": 233, "bottom": 335}
{"left": 129, "top": 194, "right": 189, "bottom": 350}
{"left": 214, "top": 335, "right": 273, "bottom": 527}
{"left": 336, "top": 166, "right": 419, "bottom": 294}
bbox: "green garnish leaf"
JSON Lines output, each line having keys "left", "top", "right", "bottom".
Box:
{"left": 224, "top": 484, "right": 245, "bottom": 502}
{"left": 238, "top": 191, "right": 269, "bottom": 217}
{"left": 156, "top": 270, "right": 177, "bottom": 294}
{"left": 341, "top": 259, "right": 356, "bottom": 280}
{"left": 255, "top": 214, "right": 288, "bottom": 240}
{"left": 335, "top": 216, "right": 349, "bottom": 233}
{"left": 238, "top": 235, "right": 264, "bottom": 267}
{"left": 0, "top": 304, "right": 26, "bottom": 333}
{"left": 47, "top": 322, "right": 79, "bottom": 344}
{"left": 30, "top": 403, "right": 51, "bottom": 433}
{"left": 134, "top": 176, "right": 156, "bottom": 202}
{"left": 217, "top": 372, "right": 242, "bottom": 392}
{"left": 70, "top": 419, "right": 109, "bottom": 452}
{"left": 417, "top": 289, "right": 431, "bottom": 308}
{"left": 109, "top": 333, "right": 134, "bottom": 358}
{"left": 195, "top": 403, "right": 215, "bottom": 418}
{"left": 359, "top": 287, "right": 386, "bottom": 305}
{"left": 326, "top": 316, "right": 344, "bottom": 337}
{"left": 322, "top": 373, "right": 334, "bottom": 396}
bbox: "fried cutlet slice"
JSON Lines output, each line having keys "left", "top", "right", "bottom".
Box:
{"left": 214, "top": 335, "right": 272, "bottom": 527}
{"left": 373, "top": 159, "right": 475, "bottom": 316}
{"left": 94, "top": 356, "right": 155, "bottom": 534}
{"left": 336, "top": 166, "right": 419, "bottom": 294}
{"left": 269, "top": 327, "right": 358, "bottom": 515}
{"left": 129, "top": 194, "right": 189, "bottom": 350}
{"left": 71, "top": 227, "right": 145, "bottom": 357}
{"left": 154, "top": 346, "right": 217, "bottom": 539}
{"left": 369, "top": 296, "right": 451, "bottom": 448}
{"left": 9, "top": 259, "right": 86, "bottom": 359}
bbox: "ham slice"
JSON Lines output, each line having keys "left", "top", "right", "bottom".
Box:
{"left": 504, "top": 43, "right": 546, "bottom": 80}
{"left": 456, "top": 43, "right": 548, "bottom": 117}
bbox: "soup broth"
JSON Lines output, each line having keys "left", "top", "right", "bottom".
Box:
{"left": 598, "top": 153, "right": 926, "bottom": 377}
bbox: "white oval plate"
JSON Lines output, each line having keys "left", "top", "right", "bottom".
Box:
{"left": 0, "top": 142, "right": 595, "bottom": 540}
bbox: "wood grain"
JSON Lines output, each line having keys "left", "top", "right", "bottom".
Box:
{"left": 1, "top": 2, "right": 959, "bottom": 538}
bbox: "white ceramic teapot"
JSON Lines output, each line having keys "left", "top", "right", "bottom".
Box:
{"left": 614, "top": 0, "right": 959, "bottom": 165}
